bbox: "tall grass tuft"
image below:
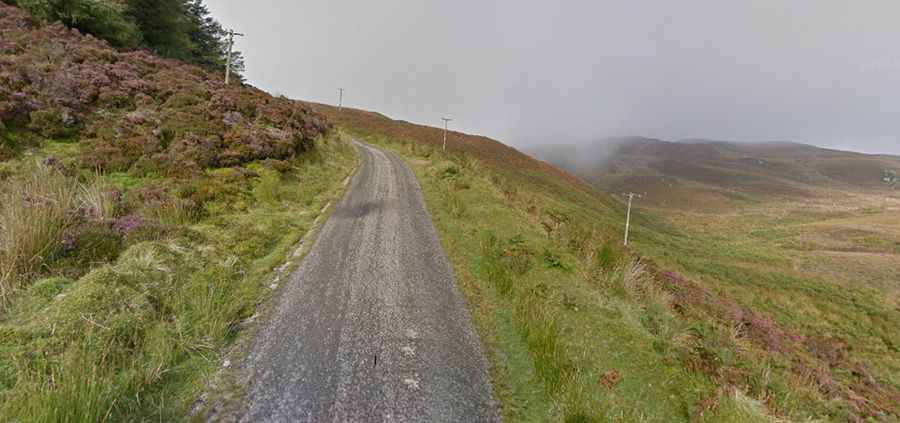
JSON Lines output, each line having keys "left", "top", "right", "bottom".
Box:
{"left": 78, "top": 178, "right": 118, "bottom": 221}
{"left": 253, "top": 168, "right": 282, "bottom": 205}
{"left": 515, "top": 296, "right": 573, "bottom": 395}
{"left": 479, "top": 231, "right": 514, "bottom": 296}
{"left": 0, "top": 165, "right": 76, "bottom": 305}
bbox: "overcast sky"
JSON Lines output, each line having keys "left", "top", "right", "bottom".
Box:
{"left": 205, "top": 0, "right": 900, "bottom": 155}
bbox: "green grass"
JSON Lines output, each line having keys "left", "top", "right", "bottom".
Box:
{"left": 361, "top": 134, "right": 733, "bottom": 422}
{"left": 355, "top": 130, "right": 900, "bottom": 421}
{"left": 0, "top": 165, "right": 79, "bottom": 302}
{"left": 0, "top": 133, "right": 358, "bottom": 421}
{"left": 629, "top": 200, "right": 900, "bottom": 419}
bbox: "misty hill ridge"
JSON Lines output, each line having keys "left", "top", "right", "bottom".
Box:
{"left": 532, "top": 137, "right": 900, "bottom": 206}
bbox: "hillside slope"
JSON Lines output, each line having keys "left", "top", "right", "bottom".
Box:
{"left": 532, "top": 137, "right": 900, "bottom": 209}
{"left": 327, "top": 111, "right": 900, "bottom": 421}
{"left": 0, "top": 4, "right": 356, "bottom": 421}
{"left": 306, "top": 103, "right": 620, "bottom": 211}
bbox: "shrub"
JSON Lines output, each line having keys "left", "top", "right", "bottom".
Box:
{"left": 439, "top": 164, "right": 460, "bottom": 179}
{"left": 0, "top": 2, "right": 331, "bottom": 176}
{"left": 28, "top": 107, "right": 78, "bottom": 138}
{"left": 55, "top": 222, "right": 123, "bottom": 278}
{"left": 0, "top": 134, "right": 12, "bottom": 161}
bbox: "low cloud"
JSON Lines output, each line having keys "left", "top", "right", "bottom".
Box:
{"left": 206, "top": 0, "right": 900, "bottom": 156}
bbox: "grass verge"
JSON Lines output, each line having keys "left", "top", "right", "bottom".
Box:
{"left": 0, "top": 132, "right": 357, "bottom": 421}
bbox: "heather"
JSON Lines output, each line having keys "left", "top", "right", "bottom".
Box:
{"left": 0, "top": 4, "right": 328, "bottom": 173}
{"left": 0, "top": 135, "right": 356, "bottom": 420}
{"left": 0, "top": 3, "right": 359, "bottom": 420}
{"left": 1, "top": 0, "right": 243, "bottom": 73}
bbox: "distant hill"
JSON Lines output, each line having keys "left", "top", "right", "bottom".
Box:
{"left": 531, "top": 137, "right": 900, "bottom": 209}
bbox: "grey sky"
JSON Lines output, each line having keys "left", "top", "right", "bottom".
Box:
{"left": 205, "top": 0, "right": 900, "bottom": 155}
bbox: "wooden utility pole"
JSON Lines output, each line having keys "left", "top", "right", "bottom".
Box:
{"left": 225, "top": 29, "right": 244, "bottom": 85}
{"left": 623, "top": 192, "right": 643, "bottom": 246}
{"left": 441, "top": 117, "right": 453, "bottom": 151}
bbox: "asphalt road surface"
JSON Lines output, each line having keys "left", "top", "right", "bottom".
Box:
{"left": 239, "top": 142, "right": 499, "bottom": 422}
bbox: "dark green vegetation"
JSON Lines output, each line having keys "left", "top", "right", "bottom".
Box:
{"left": 316, "top": 104, "right": 900, "bottom": 421}
{"left": 1, "top": 0, "right": 243, "bottom": 76}
{"left": 0, "top": 4, "right": 357, "bottom": 420}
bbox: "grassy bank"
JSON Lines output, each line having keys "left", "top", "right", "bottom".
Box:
{"left": 0, "top": 5, "right": 359, "bottom": 419}
{"left": 358, "top": 134, "right": 784, "bottom": 422}
{"left": 0, "top": 132, "right": 357, "bottom": 421}
{"left": 334, "top": 117, "right": 897, "bottom": 421}
{"left": 630, "top": 197, "right": 900, "bottom": 421}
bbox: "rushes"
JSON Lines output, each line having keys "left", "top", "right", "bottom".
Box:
{"left": 0, "top": 165, "right": 77, "bottom": 305}
{"left": 79, "top": 177, "right": 117, "bottom": 221}
{"left": 0, "top": 166, "right": 122, "bottom": 306}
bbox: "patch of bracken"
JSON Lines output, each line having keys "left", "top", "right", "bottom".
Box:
{"left": 0, "top": 3, "right": 330, "bottom": 176}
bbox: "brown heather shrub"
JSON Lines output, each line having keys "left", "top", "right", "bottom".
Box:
{"left": 0, "top": 3, "right": 330, "bottom": 176}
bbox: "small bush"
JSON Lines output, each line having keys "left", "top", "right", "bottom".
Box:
{"left": 28, "top": 108, "right": 79, "bottom": 138}
{"left": 55, "top": 222, "right": 123, "bottom": 278}
{"left": 127, "top": 183, "right": 203, "bottom": 226}
{"left": 490, "top": 173, "right": 518, "bottom": 202}
{"left": 447, "top": 191, "right": 467, "bottom": 218}
{"left": 0, "top": 128, "right": 13, "bottom": 161}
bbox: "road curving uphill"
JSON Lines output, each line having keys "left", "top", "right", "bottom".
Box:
{"left": 239, "top": 142, "right": 499, "bottom": 422}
